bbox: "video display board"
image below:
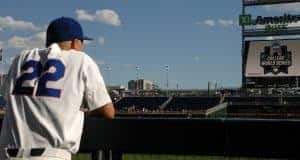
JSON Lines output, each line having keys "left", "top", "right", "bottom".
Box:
{"left": 245, "top": 39, "right": 300, "bottom": 77}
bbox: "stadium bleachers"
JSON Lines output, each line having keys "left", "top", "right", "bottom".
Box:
{"left": 114, "top": 95, "right": 300, "bottom": 119}
{"left": 164, "top": 96, "right": 220, "bottom": 111}
{"left": 284, "top": 96, "right": 300, "bottom": 105}
{"left": 115, "top": 96, "right": 221, "bottom": 112}
{"left": 225, "top": 96, "right": 280, "bottom": 106}
{"left": 115, "top": 96, "right": 168, "bottom": 112}
{"left": 226, "top": 96, "right": 300, "bottom": 119}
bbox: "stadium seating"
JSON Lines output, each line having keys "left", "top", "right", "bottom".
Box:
{"left": 115, "top": 96, "right": 168, "bottom": 111}
{"left": 226, "top": 96, "right": 300, "bottom": 119}
{"left": 115, "top": 96, "right": 221, "bottom": 112}
{"left": 165, "top": 96, "right": 220, "bottom": 111}
{"left": 225, "top": 96, "right": 280, "bottom": 106}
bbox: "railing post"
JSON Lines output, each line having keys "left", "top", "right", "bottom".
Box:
{"left": 91, "top": 149, "right": 122, "bottom": 160}
{"left": 91, "top": 150, "right": 110, "bottom": 160}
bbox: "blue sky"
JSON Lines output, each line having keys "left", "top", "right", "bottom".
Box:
{"left": 0, "top": 0, "right": 299, "bottom": 89}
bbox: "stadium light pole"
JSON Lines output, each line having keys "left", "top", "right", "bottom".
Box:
{"left": 164, "top": 65, "right": 169, "bottom": 93}
{"left": 105, "top": 64, "right": 112, "bottom": 87}
{"left": 136, "top": 65, "right": 141, "bottom": 94}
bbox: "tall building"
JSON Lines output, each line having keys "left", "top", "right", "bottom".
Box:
{"left": 128, "top": 79, "right": 154, "bottom": 90}
{"left": 128, "top": 80, "right": 137, "bottom": 90}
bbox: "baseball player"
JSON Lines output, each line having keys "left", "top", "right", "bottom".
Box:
{"left": 0, "top": 17, "right": 115, "bottom": 160}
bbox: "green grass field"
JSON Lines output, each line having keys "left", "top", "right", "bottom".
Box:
{"left": 72, "top": 153, "right": 91, "bottom": 160}
{"left": 72, "top": 154, "right": 280, "bottom": 160}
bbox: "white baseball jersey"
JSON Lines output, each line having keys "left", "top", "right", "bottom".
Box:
{"left": 0, "top": 43, "right": 111, "bottom": 153}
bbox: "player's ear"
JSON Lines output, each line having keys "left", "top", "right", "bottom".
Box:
{"left": 70, "top": 39, "right": 76, "bottom": 49}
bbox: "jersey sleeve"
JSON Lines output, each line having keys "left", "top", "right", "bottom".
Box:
{"left": 82, "top": 55, "right": 112, "bottom": 111}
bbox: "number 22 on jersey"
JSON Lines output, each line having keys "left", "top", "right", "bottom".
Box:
{"left": 13, "top": 59, "right": 65, "bottom": 98}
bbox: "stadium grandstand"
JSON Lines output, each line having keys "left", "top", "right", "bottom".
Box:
{"left": 113, "top": 95, "right": 300, "bottom": 119}
{"left": 114, "top": 96, "right": 225, "bottom": 118}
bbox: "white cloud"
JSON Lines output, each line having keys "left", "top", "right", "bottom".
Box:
{"left": 0, "top": 34, "right": 45, "bottom": 73}
{"left": 34, "top": 32, "right": 46, "bottom": 41}
{"left": 264, "top": 3, "right": 300, "bottom": 12}
{"left": 76, "top": 9, "right": 94, "bottom": 21}
{"left": 76, "top": 9, "right": 121, "bottom": 26}
{"left": 204, "top": 20, "right": 215, "bottom": 26}
{"left": 218, "top": 19, "right": 234, "bottom": 27}
{"left": 95, "top": 9, "right": 121, "bottom": 26}
{"left": 0, "top": 52, "right": 16, "bottom": 71}
{"left": 98, "top": 37, "right": 105, "bottom": 46}
{"left": 0, "top": 16, "right": 39, "bottom": 31}
{"left": 193, "top": 56, "right": 200, "bottom": 61}
{"left": 83, "top": 40, "right": 93, "bottom": 45}
{"left": 201, "top": 19, "right": 236, "bottom": 27}
{"left": 7, "top": 32, "right": 46, "bottom": 50}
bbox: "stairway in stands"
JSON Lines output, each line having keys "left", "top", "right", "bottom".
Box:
{"left": 159, "top": 96, "right": 173, "bottom": 110}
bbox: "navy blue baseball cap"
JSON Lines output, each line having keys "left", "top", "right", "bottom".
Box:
{"left": 46, "top": 17, "right": 93, "bottom": 47}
